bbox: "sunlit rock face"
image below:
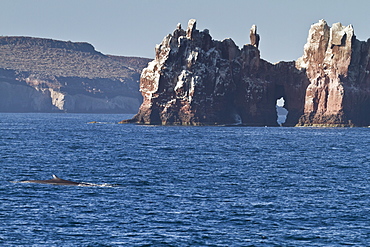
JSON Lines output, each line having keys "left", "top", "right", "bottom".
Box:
{"left": 128, "top": 19, "right": 370, "bottom": 126}
{"left": 296, "top": 20, "right": 370, "bottom": 126}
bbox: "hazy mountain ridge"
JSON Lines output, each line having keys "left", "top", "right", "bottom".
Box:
{"left": 0, "top": 36, "right": 149, "bottom": 79}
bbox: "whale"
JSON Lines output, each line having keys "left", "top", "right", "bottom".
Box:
{"left": 12, "top": 175, "right": 118, "bottom": 187}
{"left": 16, "top": 175, "right": 93, "bottom": 186}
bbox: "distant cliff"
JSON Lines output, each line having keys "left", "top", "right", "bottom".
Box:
{"left": 124, "top": 19, "right": 370, "bottom": 126}
{"left": 0, "top": 36, "right": 150, "bottom": 113}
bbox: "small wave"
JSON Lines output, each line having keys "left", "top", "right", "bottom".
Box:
{"left": 77, "top": 182, "right": 119, "bottom": 187}
{"left": 87, "top": 121, "right": 116, "bottom": 124}
{"left": 9, "top": 181, "right": 23, "bottom": 184}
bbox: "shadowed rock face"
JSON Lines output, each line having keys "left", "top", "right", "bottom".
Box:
{"left": 127, "top": 19, "right": 370, "bottom": 126}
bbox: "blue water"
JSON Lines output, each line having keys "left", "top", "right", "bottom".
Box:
{"left": 1, "top": 113, "right": 370, "bottom": 246}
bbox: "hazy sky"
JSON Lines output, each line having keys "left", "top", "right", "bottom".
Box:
{"left": 1, "top": 0, "right": 369, "bottom": 63}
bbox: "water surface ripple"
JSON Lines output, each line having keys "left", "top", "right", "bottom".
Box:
{"left": 1, "top": 113, "right": 370, "bottom": 246}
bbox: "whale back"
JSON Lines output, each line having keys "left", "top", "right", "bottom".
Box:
{"left": 18, "top": 175, "right": 81, "bottom": 185}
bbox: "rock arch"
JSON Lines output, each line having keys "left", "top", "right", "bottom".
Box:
{"left": 124, "top": 19, "right": 370, "bottom": 127}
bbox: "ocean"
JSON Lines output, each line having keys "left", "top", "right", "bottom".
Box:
{"left": 1, "top": 113, "right": 370, "bottom": 246}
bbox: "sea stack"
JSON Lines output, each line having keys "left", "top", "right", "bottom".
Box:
{"left": 296, "top": 20, "right": 370, "bottom": 126}
{"left": 124, "top": 19, "right": 370, "bottom": 126}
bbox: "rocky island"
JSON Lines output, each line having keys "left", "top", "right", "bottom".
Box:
{"left": 0, "top": 37, "right": 150, "bottom": 113}
{"left": 124, "top": 19, "right": 370, "bottom": 126}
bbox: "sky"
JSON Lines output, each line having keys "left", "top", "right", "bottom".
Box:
{"left": 1, "top": 0, "right": 370, "bottom": 63}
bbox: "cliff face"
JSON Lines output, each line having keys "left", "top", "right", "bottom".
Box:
{"left": 128, "top": 20, "right": 308, "bottom": 126}
{"left": 0, "top": 37, "right": 150, "bottom": 113}
{"left": 296, "top": 20, "right": 370, "bottom": 126}
{"left": 128, "top": 19, "right": 370, "bottom": 126}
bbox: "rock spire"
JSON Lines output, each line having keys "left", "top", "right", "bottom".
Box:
{"left": 250, "top": 25, "right": 260, "bottom": 47}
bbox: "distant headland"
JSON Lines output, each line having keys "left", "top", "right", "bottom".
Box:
{"left": 123, "top": 19, "right": 370, "bottom": 127}
{"left": 0, "top": 36, "right": 150, "bottom": 113}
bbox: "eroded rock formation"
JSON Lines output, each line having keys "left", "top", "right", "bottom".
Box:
{"left": 126, "top": 19, "right": 308, "bottom": 126}
{"left": 126, "top": 19, "right": 370, "bottom": 126}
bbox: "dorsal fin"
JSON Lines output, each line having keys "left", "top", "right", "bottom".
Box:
{"left": 52, "top": 174, "right": 59, "bottom": 179}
